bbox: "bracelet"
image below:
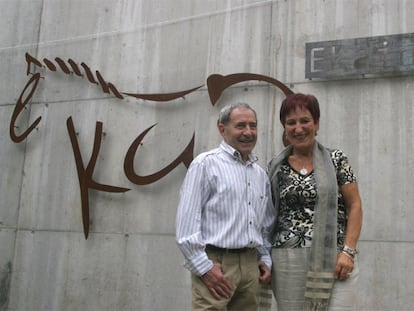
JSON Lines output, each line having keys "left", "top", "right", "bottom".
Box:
{"left": 342, "top": 245, "right": 357, "bottom": 258}
{"left": 341, "top": 251, "right": 355, "bottom": 261}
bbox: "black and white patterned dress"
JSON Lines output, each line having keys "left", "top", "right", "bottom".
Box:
{"left": 272, "top": 149, "right": 357, "bottom": 249}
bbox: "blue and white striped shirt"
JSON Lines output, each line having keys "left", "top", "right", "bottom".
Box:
{"left": 176, "top": 141, "right": 277, "bottom": 276}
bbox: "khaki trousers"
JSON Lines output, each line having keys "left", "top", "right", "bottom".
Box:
{"left": 191, "top": 248, "right": 259, "bottom": 311}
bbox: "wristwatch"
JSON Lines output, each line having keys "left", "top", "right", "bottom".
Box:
{"left": 342, "top": 245, "right": 358, "bottom": 258}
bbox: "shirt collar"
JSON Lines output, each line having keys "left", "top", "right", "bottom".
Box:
{"left": 219, "top": 141, "right": 258, "bottom": 164}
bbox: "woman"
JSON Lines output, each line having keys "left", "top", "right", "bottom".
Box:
{"left": 267, "top": 93, "right": 363, "bottom": 311}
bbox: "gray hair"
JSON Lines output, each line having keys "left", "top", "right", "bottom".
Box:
{"left": 217, "top": 102, "right": 257, "bottom": 125}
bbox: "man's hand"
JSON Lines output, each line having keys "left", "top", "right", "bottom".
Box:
{"left": 258, "top": 261, "right": 271, "bottom": 284}
{"left": 201, "top": 262, "right": 233, "bottom": 300}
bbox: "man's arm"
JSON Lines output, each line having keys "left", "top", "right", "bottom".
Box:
{"left": 175, "top": 161, "right": 213, "bottom": 276}
{"left": 257, "top": 181, "right": 277, "bottom": 283}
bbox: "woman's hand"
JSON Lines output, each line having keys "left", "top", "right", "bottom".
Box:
{"left": 334, "top": 252, "right": 354, "bottom": 280}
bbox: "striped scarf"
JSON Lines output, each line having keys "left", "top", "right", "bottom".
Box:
{"left": 268, "top": 141, "right": 338, "bottom": 310}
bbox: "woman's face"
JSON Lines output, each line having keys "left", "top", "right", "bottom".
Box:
{"left": 284, "top": 106, "right": 319, "bottom": 151}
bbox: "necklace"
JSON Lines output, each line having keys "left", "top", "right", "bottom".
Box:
{"left": 292, "top": 154, "right": 312, "bottom": 175}
{"left": 291, "top": 155, "right": 312, "bottom": 176}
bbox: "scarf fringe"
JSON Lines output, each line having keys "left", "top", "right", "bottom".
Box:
{"left": 304, "top": 299, "right": 330, "bottom": 311}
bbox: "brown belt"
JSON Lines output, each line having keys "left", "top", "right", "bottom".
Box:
{"left": 205, "top": 244, "right": 250, "bottom": 253}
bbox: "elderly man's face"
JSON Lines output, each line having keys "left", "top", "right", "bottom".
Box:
{"left": 218, "top": 107, "right": 257, "bottom": 162}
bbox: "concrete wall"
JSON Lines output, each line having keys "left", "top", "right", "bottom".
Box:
{"left": 1, "top": 0, "right": 413, "bottom": 310}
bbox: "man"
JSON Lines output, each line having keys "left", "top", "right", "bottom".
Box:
{"left": 176, "top": 102, "right": 276, "bottom": 310}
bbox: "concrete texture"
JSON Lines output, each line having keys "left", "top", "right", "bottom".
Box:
{"left": 1, "top": 0, "right": 413, "bottom": 310}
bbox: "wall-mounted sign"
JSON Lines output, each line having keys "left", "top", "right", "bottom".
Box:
{"left": 11, "top": 53, "right": 293, "bottom": 239}
{"left": 306, "top": 32, "right": 414, "bottom": 79}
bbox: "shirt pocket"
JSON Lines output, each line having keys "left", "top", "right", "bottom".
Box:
{"left": 251, "top": 192, "right": 269, "bottom": 229}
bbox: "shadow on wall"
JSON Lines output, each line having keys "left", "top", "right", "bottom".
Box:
{"left": 0, "top": 262, "right": 12, "bottom": 311}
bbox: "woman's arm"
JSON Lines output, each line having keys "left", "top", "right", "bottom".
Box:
{"left": 334, "top": 182, "right": 362, "bottom": 280}
{"left": 341, "top": 182, "right": 363, "bottom": 250}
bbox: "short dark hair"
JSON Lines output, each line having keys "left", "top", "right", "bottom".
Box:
{"left": 218, "top": 102, "right": 257, "bottom": 125}
{"left": 280, "top": 93, "right": 320, "bottom": 125}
